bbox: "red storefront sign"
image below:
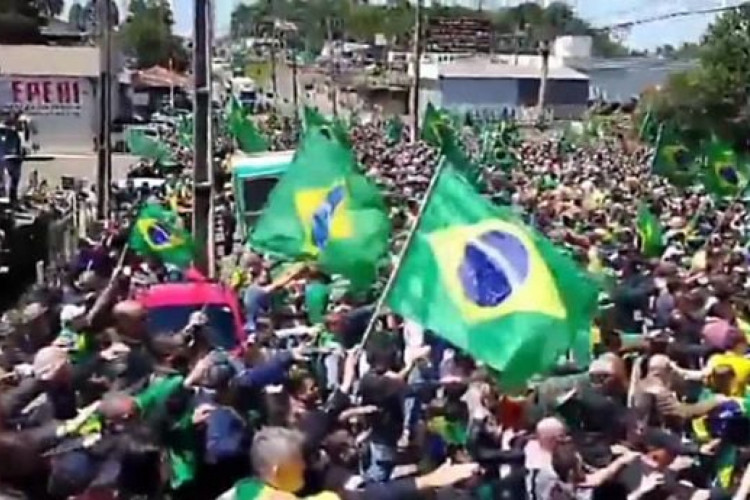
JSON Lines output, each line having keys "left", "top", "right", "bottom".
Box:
{"left": 0, "top": 77, "right": 84, "bottom": 115}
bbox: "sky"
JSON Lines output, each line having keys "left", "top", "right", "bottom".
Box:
{"left": 63, "top": 0, "right": 734, "bottom": 51}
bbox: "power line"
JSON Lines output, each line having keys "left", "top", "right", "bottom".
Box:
{"left": 593, "top": 2, "right": 747, "bottom": 31}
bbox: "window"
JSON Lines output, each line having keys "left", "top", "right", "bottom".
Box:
{"left": 242, "top": 177, "right": 279, "bottom": 214}
{"left": 147, "top": 304, "right": 237, "bottom": 350}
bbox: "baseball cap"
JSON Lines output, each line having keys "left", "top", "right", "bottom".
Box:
{"left": 588, "top": 357, "right": 615, "bottom": 375}
{"left": 60, "top": 304, "right": 86, "bottom": 324}
{"left": 643, "top": 428, "right": 698, "bottom": 456}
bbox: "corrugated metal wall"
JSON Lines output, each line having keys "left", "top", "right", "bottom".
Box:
{"left": 436, "top": 76, "right": 587, "bottom": 117}
{"left": 438, "top": 77, "right": 518, "bottom": 114}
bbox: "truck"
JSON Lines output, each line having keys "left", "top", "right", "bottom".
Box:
{"left": 230, "top": 77, "right": 258, "bottom": 110}
{"left": 230, "top": 150, "right": 294, "bottom": 238}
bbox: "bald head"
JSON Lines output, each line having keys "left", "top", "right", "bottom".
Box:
{"left": 648, "top": 354, "right": 671, "bottom": 375}
{"left": 536, "top": 417, "right": 566, "bottom": 451}
{"left": 113, "top": 300, "right": 146, "bottom": 341}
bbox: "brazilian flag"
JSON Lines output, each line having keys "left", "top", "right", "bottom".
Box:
{"left": 651, "top": 127, "right": 697, "bottom": 187}
{"left": 387, "top": 162, "right": 599, "bottom": 388}
{"left": 703, "top": 137, "right": 748, "bottom": 198}
{"left": 692, "top": 391, "right": 750, "bottom": 489}
{"left": 227, "top": 96, "right": 268, "bottom": 153}
{"left": 129, "top": 203, "right": 194, "bottom": 268}
{"left": 638, "top": 110, "right": 659, "bottom": 145}
{"left": 636, "top": 203, "right": 664, "bottom": 258}
{"left": 250, "top": 127, "right": 390, "bottom": 290}
{"left": 422, "top": 103, "right": 485, "bottom": 190}
{"left": 302, "top": 106, "right": 350, "bottom": 147}
{"left": 385, "top": 115, "right": 404, "bottom": 144}
{"left": 421, "top": 102, "right": 455, "bottom": 149}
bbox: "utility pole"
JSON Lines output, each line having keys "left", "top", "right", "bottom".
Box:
{"left": 537, "top": 38, "right": 551, "bottom": 123}
{"left": 193, "top": 0, "right": 214, "bottom": 277}
{"left": 96, "top": 0, "right": 112, "bottom": 220}
{"left": 269, "top": 25, "right": 279, "bottom": 105}
{"left": 411, "top": 0, "right": 422, "bottom": 142}
{"left": 326, "top": 18, "right": 338, "bottom": 117}
{"left": 290, "top": 34, "right": 299, "bottom": 121}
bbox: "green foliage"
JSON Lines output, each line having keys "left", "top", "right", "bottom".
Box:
{"left": 641, "top": 5, "right": 750, "bottom": 150}
{"left": 36, "top": 0, "right": 64, "bottom": 18}
{"left": 121, "top": 0, "right": 188, "bottom": 70}
{"left": 0, "top": 0, "right": 45, "bottom": 44}
{"left": 230, "top": 0, "right": 626, "bottom": 56}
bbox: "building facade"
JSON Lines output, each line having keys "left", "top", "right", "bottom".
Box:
{"left": 0, "top": 45, "right": 124, "bottom": 152}
{"left": 418, "top": 58, "right": 589, "bottom": 120}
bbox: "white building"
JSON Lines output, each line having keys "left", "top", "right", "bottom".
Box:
{"left": 0, "top": 45, "right": 124, "bottom": 151}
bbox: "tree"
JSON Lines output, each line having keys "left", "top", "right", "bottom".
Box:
{"left": 0, "top": 0, "right": 45, "bottom": 44}
{"left": 121, "top": 0, "right": 188, "bottom": 70}
{"left": 68, "top": 2, "right": 85, "bottom": 30}
{"left": 643, "top": 5, "right": 750, "bottom": 148}
{"left": 36, "top": 0, "right": 64, "bottom": 18}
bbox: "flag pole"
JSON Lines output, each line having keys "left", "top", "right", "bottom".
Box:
{"left": 357, "top": 155, "right": 447, "bottom": 350}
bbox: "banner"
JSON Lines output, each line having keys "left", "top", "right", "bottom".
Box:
{"left": 0, "top": 77, "right": 84, "bottom": 115}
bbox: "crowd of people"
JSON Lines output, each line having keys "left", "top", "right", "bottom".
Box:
{"left": 3, "top": 108, "right": 750, "bottom": 500}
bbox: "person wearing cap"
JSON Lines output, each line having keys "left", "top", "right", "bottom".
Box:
{"left": 54, "top": 304, "right": 90, "bottom": 363}
{"left": 556, "top": 357, "right": 632, "bottom": 468}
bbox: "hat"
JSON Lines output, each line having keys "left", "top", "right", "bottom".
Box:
{"left": 33, "top": 346, "right": 68, "bottom": 381}
{"left": 643, "top": 428, "right": 698, "bottom": 456}
{"left": 60, "top": 304, "right": 86, "bottom": 324}
{"left": 588, "top": 357, "right": 615, "bottom": 375}
{"left": 645, "top": 328, "right": 671, "bottom": 342}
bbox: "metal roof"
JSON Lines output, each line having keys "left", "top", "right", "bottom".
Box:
{"left": 0, "top": 45, "right": 100, "bottom": 78}
{"left": 436, "top": 58, "right": 589, "bottom": 81}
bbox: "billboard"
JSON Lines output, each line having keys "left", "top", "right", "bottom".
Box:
{"left": 0, "top": 77, "right": 84, "bottom": 115}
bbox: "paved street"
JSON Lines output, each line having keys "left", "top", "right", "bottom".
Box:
{"left": 21, "top": 152, "right": 135, "bottom": 190}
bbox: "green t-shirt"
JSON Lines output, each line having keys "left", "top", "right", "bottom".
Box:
{"left": 305, "top": 281, "right": 330, "bottom": 325}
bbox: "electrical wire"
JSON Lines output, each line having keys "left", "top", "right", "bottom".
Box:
{"left": 593, "top": 1, "right": 748, "bottom": 31}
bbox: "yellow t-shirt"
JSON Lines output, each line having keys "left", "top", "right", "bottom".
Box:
{"left": 707, "top": 351, "right": 750, "bottom": 397}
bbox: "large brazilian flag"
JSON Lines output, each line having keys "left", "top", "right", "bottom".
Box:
{"left": 250, "top": 126, "right": 390, "bottom": 290}
{"left": 387, "top": 162, "right": 599, "bottom": 388}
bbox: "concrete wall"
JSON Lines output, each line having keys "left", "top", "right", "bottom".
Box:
{"left": 0, "top": 76, "right": 95, "bottom": 151}
{"left": 0, "top": 75, "right": 122, "bottom": 152}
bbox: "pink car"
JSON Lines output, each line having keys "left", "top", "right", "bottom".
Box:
{"left": 138, "top": 279, "right": 245, "bottom": 350}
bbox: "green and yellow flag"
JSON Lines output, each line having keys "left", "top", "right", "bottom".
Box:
{"left": 421, "top": 104, "right": 485, "bottom": 190}
{"left": 250, "top": 128, "right": 390, "bottom": 290}
{"left": 421, "top": 102, "right": 454, "bottom": 148}
{"left": 387, "top": 162, "right": 598, "bottom": 388}
{"left": 703, "top": 136, "right": 748, "bottom": 198}
{"left": 303, "top": 107, "right": 350, "bottom": 147}
{"left": 385, "top": 115, "right": 404, "bottom": 144}
{"left": 651, "top": 126, "right": 697, "bottom": 187}
{"left": 129, "top": 203, "right": 194, "bottom": 268}
{"left": 636, "top": 203, "right": 664, "bottom": 258}
{"left": 228, "top": 96, "right": 268, "bottom": 153}
{"left": 125, "top": 128, "right": 177, "bottom": 166}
